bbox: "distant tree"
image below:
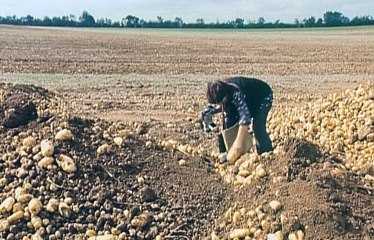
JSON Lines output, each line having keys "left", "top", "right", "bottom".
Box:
{"left": 304, "top": 16, "right": 316, "bottom": 27}
{"left": 96, "top": 18, "right": 112, "bottom": 27}
{"left": 316, "top": 18, "right": 323, "bottom": 27}
{"left": 61, "top": 16, "right": 70, "bottom": 25}
{"left": 161, "top": 20, "right": 170, "bottom": 27}
{"left": 139, "top": 19, "right": 147, "bottom": 27}
{"left": 79, "top": 11, "right": 95, "bottom": 27}
{"left": 69, "top": 14, "right": 76, "bottom": 22}
{"left": 234, "top": 18, "right": 244, "bottom": 28}
{"left": 123, "top": 15, "right": 140, "bottom": 27}
{"left": 157, "top": 16, "right": 163, "bottom": 23}
{"left": 26, "top": 15, "right": 34, "bottom": 25}
{"left": 52, "top": 17, "right": 64, "bottom": 26}
{"left": 0, "top": 15, "right": 17, "bottom": 25}
{"left": 1, "top": 11, "right": 374, "bottom": 29}
{"left": 257, "top": 17, "right": 266, "bottom": 25}
{"left": 196, "top": 18, "right": 205, "bottom": 25}
{"left": 112, "top": 21, "right": 121, "bottom": 27}
{"left": 20, "top": 15, "right": 34, "bottom": 25}
{"left": 42, "top": 16, "right": 52, "bottom": 26}
{"left": 175, "top": 17, "right": 183, "bottom": 28}
{"left": 350, "top": 15, "right": 374, "bottom": 26}
{"left": 323, "top": 11, "right": 349, "bottom": 26}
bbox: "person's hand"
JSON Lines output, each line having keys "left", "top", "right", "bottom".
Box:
{"left": 227, "top": 139, "right": 242, "bottom": 164}
{"left": 227, "top": 124, "right": 248, "bottom": 164}
{"left": 231, "top": 138, "right": 243, "bottom": 155}
{"left": 202, "top": 104, "right": 217, "bottom": 116}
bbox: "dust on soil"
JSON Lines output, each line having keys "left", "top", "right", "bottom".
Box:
{"left": 1, "top": 83, "right": 373, "bottom": 240}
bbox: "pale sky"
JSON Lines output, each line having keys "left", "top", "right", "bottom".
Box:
{"left": 0, "top": 0, "right": 373, "bottom": 23}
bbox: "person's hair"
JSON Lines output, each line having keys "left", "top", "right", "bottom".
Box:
{"left": 206, "top": 80, "right": 233, "bottom": 104}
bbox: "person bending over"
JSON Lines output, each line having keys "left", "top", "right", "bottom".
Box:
{"left": 204, "top": 76, "right": 274, "bottom": 162}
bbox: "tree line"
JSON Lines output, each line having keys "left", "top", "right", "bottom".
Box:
{"left": 0, "top": 10, "right": 373, "bottom": 28}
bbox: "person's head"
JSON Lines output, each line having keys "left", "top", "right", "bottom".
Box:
{"left": 206, "top": 80, "right": 232, "bottom": 104}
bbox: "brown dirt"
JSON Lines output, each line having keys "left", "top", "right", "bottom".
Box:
{"left": 249, "top": 138, "right": 374, "bottom": 240}
{"left": 1, "top": 83, "right": 373, "bottom": 240}
{"left": 0, "top": 83, "right": 237, "bottom": 239}
{"left": 1, "top": 26, "right": 374, "bottom": 76}
{"left": 0, "top": 26, "right": 373, "bottom": 240}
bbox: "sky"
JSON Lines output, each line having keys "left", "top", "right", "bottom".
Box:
{"left": 1, "top": 0, "right": 373, "bottom": 23}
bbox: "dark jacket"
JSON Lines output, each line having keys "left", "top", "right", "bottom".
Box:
{"left": 226, "top": 77, "right": 272, "bottom": 113}
{"left": 223, "top": 77, "right": 272, "bottom": 128}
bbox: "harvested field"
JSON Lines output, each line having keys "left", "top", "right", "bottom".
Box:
{"left": 0, "top": 25, "right": 373, "bottom": 240}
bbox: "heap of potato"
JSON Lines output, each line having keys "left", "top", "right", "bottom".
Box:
{"left": 0, "top": 126, "right": 78, "bottom": 238}
{"left": 204, "top": 84, "right": 373, "bottom": 239}
{"left": 269, "top": 83, "right": 373, "bottom": 173}
{"left": 211, "top": 200, "right": 305, "bottom": 240}
{"left": 160, "top": 83, "right": 373, "bottom": 188}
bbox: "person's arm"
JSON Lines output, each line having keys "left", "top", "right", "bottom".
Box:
{"left": 231, "top": 124, "right": 249, "bottom": 152}
{"left": 227, "top": 91, "right": 251, "bottom": 162}
{"left": 232, "top": 91, "right": 251, "bottom": 126}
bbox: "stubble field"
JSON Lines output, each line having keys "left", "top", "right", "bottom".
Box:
{"left": 0, "top": 25, "right": 373, "bottom": 240}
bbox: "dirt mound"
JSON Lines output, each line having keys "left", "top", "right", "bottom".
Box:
{"left": 0, "top": 83, "right": 53, "bottom": 128}
{"left": 282, "top": 138, "right": 321, "bottom": 181}
{"left": 213, "top": 139, "right": 373, "bottom": 239}
{"left": 0, "top": 84, "right": 373, "bottom": 240}
{"left": 0, "top": 83, "right": 235, "bottom": 239}
{"left": 276, "top": 139, "right": 373, "bottom": 239}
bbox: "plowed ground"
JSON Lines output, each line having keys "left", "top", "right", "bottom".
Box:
{"left": 0, "top": 25, "right": 373, "bottom": 239}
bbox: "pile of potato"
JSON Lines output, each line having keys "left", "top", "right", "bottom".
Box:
{"left": 0, "top": 127, "right": 78, "bottom": 239}
{"left": 160, "top": 83, "right": 373, "bottom": 188}
{"left": 211, "top": 200, "right": 305, "bottom": 240}
{"left": 202, "top": 83, "right": 373, "bottom": 239}
{"left": 269, "top": 83, "right": 373, "bottom": 173}
{"left": 0, "top": 119, "right": 156, "bottom": 239}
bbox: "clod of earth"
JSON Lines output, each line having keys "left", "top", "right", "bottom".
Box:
{"left": 1, "top": 101, "right": 37, "bottom": 129}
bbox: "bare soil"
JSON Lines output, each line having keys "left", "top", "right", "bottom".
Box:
{"left": 1, "top": 84, "right": 372, "bottom": 240}
{"left": 0, "top": 25, "right": 373, "bottom": 239}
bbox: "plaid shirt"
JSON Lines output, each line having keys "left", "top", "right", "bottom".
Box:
{"left": 232, "top": 91, "right": 251, "bottom": 125}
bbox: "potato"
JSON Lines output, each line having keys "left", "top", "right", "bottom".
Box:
{"left": 23, "top": 136, "right": 36, "bottom": 147}
{"left": 56, "top": 154, "right": 77, "bottom": 173}
{"left": 7, "top": 211, "right": 24, "bottom": 223}
{"left": 28, "top": 198, "right": 42, "bottom": 216}
{"left": 0, "top": 197, "right": 15, "bottom": 214}
{"left": 229, "top": 228, "right": 250, "bottom": 239}
{"left": 55, "top": 129, "right": 73, "bottom": 141}
{"left": 40, "top": 139, "right": 54, "bottom": 157}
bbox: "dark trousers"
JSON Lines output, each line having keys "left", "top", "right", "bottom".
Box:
{"left": 218, "top": 92, "right": 273, "bottom": 154}
{"left": 253, "top": 92, "right": 273, "bottom": 154}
